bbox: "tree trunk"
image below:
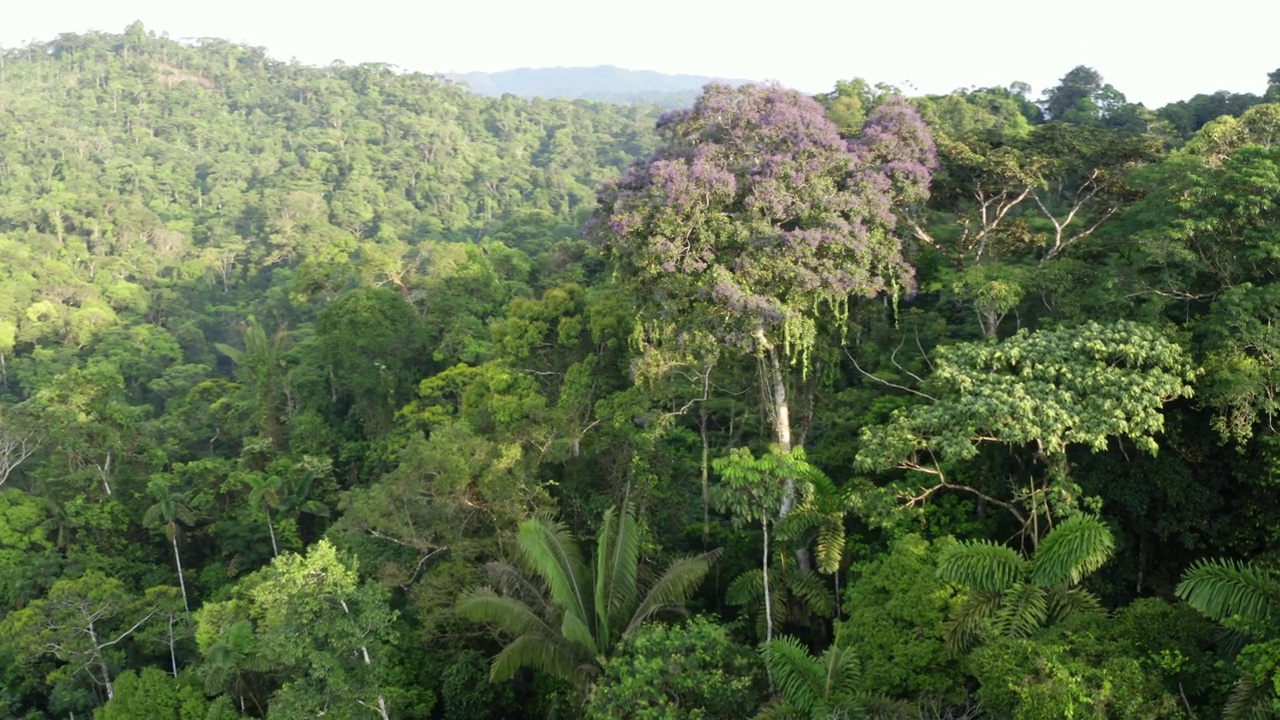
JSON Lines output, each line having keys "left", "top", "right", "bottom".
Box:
{"left": 755, "top": 327, "right": 794, "bottom": 514}
{"left": 339, "top": 598, "right": 389, "bottom": 720}
{"left": 761, "top": 518, "right": 774, "bottom": 645}
{"left": 86, "top": 619, "right": 114, "bottom": 701}
{"left": 756, "top": 326, "right": 813, "bottom": 571}
{"left": 172, "top": 535, "right": 190, "bottom": 613}
{"left": 168, "top": 612, "right": 179, "bottom": 677}
{"left": 264, "top": 507, "right": 279, "bottom": 558}
{"left": 700, "top": 403, "right": 711, "bottom": 545}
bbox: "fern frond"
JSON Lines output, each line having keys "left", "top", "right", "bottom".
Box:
{"left": 938, "top": 540, "right": 1026, "bottom": 593}
{"left": 1177, "top": 558, "right": 1280, "bottom": 624}
{"left": 1030, "top": 514, "right": 1115, "bottom": 587}
{"left": 625, "top": 550, "right": 717, "bottom": 637}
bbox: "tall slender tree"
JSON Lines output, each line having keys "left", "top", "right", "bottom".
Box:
{"left": 143, "top": 477, "right": 196, "bottom": 613}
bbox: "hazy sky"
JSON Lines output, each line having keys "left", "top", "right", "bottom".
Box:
{"left": 2, "top": 0, "right": 1277, "bottom": 107}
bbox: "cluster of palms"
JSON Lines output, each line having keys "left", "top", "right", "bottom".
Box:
{"left": 462, "top": 499, "right": 1280, "bottom": 718}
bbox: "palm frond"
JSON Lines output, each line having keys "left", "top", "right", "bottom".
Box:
{"left": 457, "top": 587, "right": 559, "bottom": 639}
{"left": 765, "top": 636, "right": 827, "bottom": 713}
{"left": 1030, "top": 514, "right": 1115, "bottom": 587}
{"left": 814, "top": 518, "right": 846, "bottom": 575}
{"left": 517, "top": 516, "right": 592, "bottom": 626}
{"left": 728, "top": 568, "right": 766, "bottom": 606}
{"left": 819, "top": 644, "right": 863, "bottom": 705}
{"left": 489, "top": 633, "right": 581, "bottom": 685}
{"left": 625, "top": 550, "right": 718, "bottom": 637}
{"left": 1177, "top": 558, "right": 1280, "bottom": 624}
{"left": 944, "top": 590, "right": 1002, "bottom": 657}
{"left": 560, "top": 611, "right": 598, "bottom": 656}
{"left": 726, "top": 567, "right": 786, "bottom": 640}
{"left": 990, "top": 581, "right": 1048, "bottom": 640}
{"left": 787, "top": 569, "right": 837, "bottom": 618}
{"left": 1045, "top": 586, "right": 1102, "bottom": 625}
{"left": 753, "top": 699, "right": 803, "bottom": 720}
{"left": 1221, "top": 676, "right": 1277, "bottom": 720}
{"left": 937, "top": 540, "right": 1026, "bottom": 593}
{"left": 595, "top": 503, "right": 641, "bottom": 647}
{"left": 775, "top": 507, "right": 823, "bottom": 543}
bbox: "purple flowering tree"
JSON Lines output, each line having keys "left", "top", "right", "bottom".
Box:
{"left": 593, "top": 83, "right": 935, "bottom": 516}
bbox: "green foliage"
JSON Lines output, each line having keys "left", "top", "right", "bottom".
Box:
{"left": 968, "top": 612, "right": 1185, "bottom": 719}
{"left": 458, "top": 504, "right": 717, "bottom": 690}
{"left": 757, "top": 636, "right": 870, "bottom": 720}
{"left": 938, "top": 515, "right": 1115, "bottom": 655}
{"left": 96, "top": 668, "right": 210, "bottom": 720}
{"left": 194, "top": 540, "right": 397, "bottom": 716}
{"left": 585, "top": 617, "right": 766, "bottom": 720}
{"left": 838, "top": 534, "right": 966, "bottom": 704}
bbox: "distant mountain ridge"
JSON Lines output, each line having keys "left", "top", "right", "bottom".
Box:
{"left": 451, "top": 65, "right": 754, "bottom": 107}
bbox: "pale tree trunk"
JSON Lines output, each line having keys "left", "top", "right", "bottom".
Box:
{"left": 86, "top": 620, "right": 114, "bottom": 701}
{"left": 754, "top": 327, "right": 794, "bottom": 514}
{"left": 168, "top": 612, "right": 179, "bottom": 677}
{"left": 264, "top": 507, "right": 279, "bottom": 558}
{"left": 699, "top": 385, "right": 711, "bottom": 545}
{"left": 172, "top": 535, "right": 190, "bottom": 613}
{"left": 339, "top": 598, "right": 390, "bottom": 720}
{"left": 755, "top": 326, "right": 812, "bottom": 572}
{"left": 761, "top": 518, "right": 774, "bottom": 646}
{"left": 98, "top": 452, "right": 112, "bottom": 495}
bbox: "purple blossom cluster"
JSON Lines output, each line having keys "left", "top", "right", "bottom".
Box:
{"left": 591, "top": 82, "right": 936, "bottom": 333}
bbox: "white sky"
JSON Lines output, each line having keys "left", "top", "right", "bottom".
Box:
{"left": 1, "top": 0, "right": 1277, "bottom": 108}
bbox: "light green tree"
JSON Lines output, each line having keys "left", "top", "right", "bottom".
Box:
{"left": 858, "top": 321, "right": 1197, "bottom": 536}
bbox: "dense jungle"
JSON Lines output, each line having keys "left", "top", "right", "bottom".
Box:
{"left": 3, "top": 22, "right": 1280, "bottom": 720}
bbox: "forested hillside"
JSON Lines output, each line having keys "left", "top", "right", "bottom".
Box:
{"left": 2, "top": 23, "right": 1280, "bottom": 720}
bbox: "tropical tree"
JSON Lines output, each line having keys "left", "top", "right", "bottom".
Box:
{"left": 197, "top": 619, "right": 268, "bottom": 715}
{"left": 143, "top": 477, "right": 196, "bottom": 613}
{"left": 1177, "top": 559, "right": 1280, "bottom": 717}
{"left": 458, "top": 503, "right": 718, "bottom": 690}
{"left": 756, "top": 635, "right": 898, "bottom": 720}
{"left": 938, "top": 514, "right": 1116, "bottom": 655}
{"left": 593, "top": 83, "right": 935, "bottom": 517}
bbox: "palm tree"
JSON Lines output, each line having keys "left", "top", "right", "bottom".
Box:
{"left": 245, "top": 471, "right": 282, "bottom": 558}
{"left": 727, "top": 559, "right": 837, "bottom": 643}
{"left": 757, "top": 635, "right": 911, "bottom": 720}
{"left": 143, "top": 477, "right": 196, "bottom": 612}
{"left": 938, "top": 514, "right": 1115, "bottom": 655}
{"left": 458, "top": 503, "right": 718, "bottom": 689}
{"left": 1177, "top": 559, "right": 1280, "bottom": 718}
{"left": 201, "top": 619, "right": 269, "bottom": 714}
